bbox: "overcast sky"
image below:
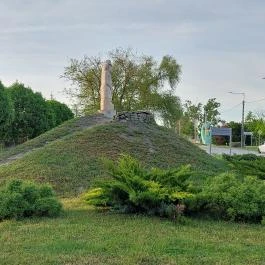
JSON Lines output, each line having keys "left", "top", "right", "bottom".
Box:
{"left": 0, "top": 0, "right": 265, "bottom": 121}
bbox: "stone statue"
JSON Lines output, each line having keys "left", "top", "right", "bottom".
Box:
{"left": 99, "top": 60, "right": 116, "bottom": 118}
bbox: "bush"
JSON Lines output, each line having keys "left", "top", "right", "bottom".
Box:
{"left": 84, "top": 155, "right": 193, "bottom": 219}
{"left": 34, "top": 197, "right": 62, "bottom": 217}
{"left": 187, "top": 173, "right": 265, "bottom": 222}
{"left": 0, "top": 179, "right": 62, "bottom": 220}
{"left": 222, "top": 154, "right": 265, "bottom": 179}
{"left": 85, "top": 155, "right": 265, "bottom": 223}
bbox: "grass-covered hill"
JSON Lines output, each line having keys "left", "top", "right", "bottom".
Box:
{"left": 0, "top": 114, "right": 228, "bottom": 197}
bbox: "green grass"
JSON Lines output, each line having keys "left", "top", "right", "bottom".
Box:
{"left": 0, "top": 118, "right": 228, "bottom": 197}
{"left": 0, "top": 114, "right": 109, "bottom": 162}
{"left": 0, "top": 115, "right": 264, "bottom": 264}
{"left": 0, "top": 199, "right": 265, "bottom": 265}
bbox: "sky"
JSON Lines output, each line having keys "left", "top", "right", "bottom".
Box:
{"left": 0, "top": 0, "right": 265, "bottom": 122}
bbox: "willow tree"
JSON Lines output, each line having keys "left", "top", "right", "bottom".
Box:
{"left": 62, "top": 48, "right": 182, "bottom": 127}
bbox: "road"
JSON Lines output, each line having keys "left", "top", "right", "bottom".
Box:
{"left": 199, "top": 145, "right": 263, "bottom": 156}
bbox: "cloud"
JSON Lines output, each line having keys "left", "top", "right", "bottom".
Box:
{"left": 0, "top": 0, "right": 265, "bottom": 122}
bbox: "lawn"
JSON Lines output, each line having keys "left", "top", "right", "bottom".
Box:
{"left": 0, "top": 199, "right": 264, "bottom": 265}
{"left": 0, "top": 116, "right": 264, "bottom": 265}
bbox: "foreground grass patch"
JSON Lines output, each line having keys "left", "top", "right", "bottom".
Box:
{"left": 0, "top": 199, "right": 264, "bottom": 265}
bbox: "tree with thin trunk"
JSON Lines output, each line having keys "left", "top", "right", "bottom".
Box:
{"left": 62, "top": 48, "right": 182, "bottom": 127}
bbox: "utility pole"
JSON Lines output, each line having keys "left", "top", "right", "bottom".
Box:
{"left": 228, "top": 92, "right": 245, "bottom": 148}
{"left": 241, "top": 97, "right": 245, "bottom": 148}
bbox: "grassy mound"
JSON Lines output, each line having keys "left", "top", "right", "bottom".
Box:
{"left": 0, "top": 115, "right": 228, "bottom": 197}
{"left": 0, "top": 114, "right": 111, "bottom": 163}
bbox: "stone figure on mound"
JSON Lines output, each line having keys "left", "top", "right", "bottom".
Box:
{"left": 99, "top": 60, "right": 116, "bottom": 118}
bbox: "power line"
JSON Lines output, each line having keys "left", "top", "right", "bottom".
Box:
{"left": 219, "top": 102, "right": 242, "bottom": 114}
{"left": 245, "top": 98, "right": 265, "bottom": 104}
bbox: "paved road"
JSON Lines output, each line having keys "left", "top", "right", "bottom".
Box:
{"left": 199, "top": 145, "right": 263, "bottom": 156}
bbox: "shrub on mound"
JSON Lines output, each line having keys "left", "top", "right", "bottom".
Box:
{"left": 0, "top": 179, "right": 62, "bottom": 220}
{"left": 84, "top": 155, "right": 194, "bottom": 219}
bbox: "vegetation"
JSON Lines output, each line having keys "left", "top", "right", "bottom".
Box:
{"left": 223, "top": 154, "right": 265, "bottom": 179}
{"left": 0, "top": 179, "right": 62, "bottom": 220}
{"left": 0, "top": 117, "right": 227, "bottom": 196}
{"left": 0, "top": 199, "right": 265, "bottom": 265}
{"left": 62, "top": 48, "right": 183, "bottom": 127}
{"left": 245, "top": 111, "right": 265, "bottom": 144}
{"left": 0, "top": 81, "right": 14, "bottom": 141}
{"left": 226, "top": 121, "right": 241, "bottom": 142}
{"left": 0, "top": 113, "right": 264, "bottom": 263}
{"left": 0, "top": 114, "right": 108, "bottom": 162}
{"left": 7, "top": 82, "right": 52, "bottom": 143}
{"left": 86, "top": 155, "right": 265, "bottom": 223}
{"left": 203, "top": 98, "right": 221, "bottom": 125}
{"left": 0, "top": 81, "right": 73, "bottom": 145}
{"left": 46, "top": 99, "right": 74, "bottom": 127}
{"left": 85, "top": 155, "right": 193, "bottom": 219}
{"left": 188, "top": 173, "right": 265, "bottom": 222}
{"left": 179, "top": 98, "right": 221, "bottom": 138}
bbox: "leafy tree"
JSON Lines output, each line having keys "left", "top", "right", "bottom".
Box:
{"left": 62, "top": 48, "right": 182, "bottom": 127}
{"left": 178, "top": 115, "right": 194, "bottom": 137}
{"left": 245, "top": 111, "right": 265, "bottom": 144}
{"left": 7, "top": 82, "right": 50, "bottom": 143}
{"left": 227, "top": 121, "right": 241, "bottom": 142}
{"left": 183, "top": 100, "right": 202, "bottom": 122}
{"left": 203, "top": 98, "right": 221, "bottom": 125}
{"left": 63, "top": 55, "right": 101, "bottom": 114}
{"left": 180, "top": 100, "right": 202, "bottom": 138}
{"left": 245, "top": 111, "right": 256, "bottom": 123}
{"left": 180, "top": 98, "right": 221, "bottom": 138}
{"left": 0, "top": 81, "right": 14, "bottom": 141}
{"left": 154, "top": 93, "right": 183, "bottom": 128}
{"left": 46, "top": 100, "right": 74, "bottom": 127}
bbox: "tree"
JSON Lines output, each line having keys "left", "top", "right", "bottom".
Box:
{"left": 7, "top": 82, "right": 50, "bottom": 143}
{"left": 180, "top": 100, "right": 202, "bottom": 138}
{"left": 0, "top": 81, "right": 14, "bottom": 142}
{"left": 62, "top": 48, "right": 182, "bottom": 127}
{"left": 227, "top": 121, "right": 241, "bottom": 142}
{"left": 63, "top": 55, "right": 101, "bottom": 114}
{"left": 46, "top": 100, "right": 74, "bottom": 127}
{"left": 179, "top": 98, "right": 221, "bottom": 138}
{"left": 203, "top": 98, "right": 221, "bottom": 125}
{"left": 245, "top": 111, "right": 265, "bottom": 144}
{"left": 183, "top": 100, "right": 202, "bottom": 122}
{"left": 179, "top": 115, "right": 194, "bottom": 137}
{"left": 154, "top": 93, "right": 183, "bottom": 128}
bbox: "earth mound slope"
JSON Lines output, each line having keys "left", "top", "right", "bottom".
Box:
{"left": 0, "top": 114, "right": 227, "bottom": 196}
